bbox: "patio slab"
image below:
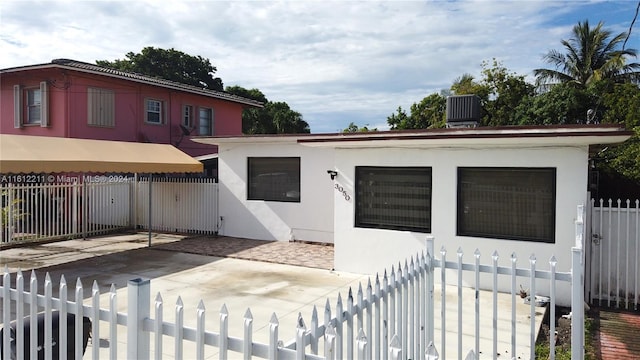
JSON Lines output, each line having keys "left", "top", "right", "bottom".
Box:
{"left": 0, "top": 233, "right": 542, "bottom": 359}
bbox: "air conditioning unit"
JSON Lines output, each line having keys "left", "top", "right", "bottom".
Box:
{"left": 446, "top": 95, "right": 480, "bottom": 128}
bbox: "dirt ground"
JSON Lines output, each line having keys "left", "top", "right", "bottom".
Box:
{"left": 536, "top": 306, "right": 599, "bottom": 359}
{"left": 537, "top": 306, "right": 573, "bottom": 351}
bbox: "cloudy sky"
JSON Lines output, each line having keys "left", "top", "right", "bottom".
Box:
{"left": 1, "top": 1, "right": 638, "bottom": 133}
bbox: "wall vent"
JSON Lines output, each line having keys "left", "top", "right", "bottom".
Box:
{"left": 446, "top": 95, "right": 480, "bottom": 128}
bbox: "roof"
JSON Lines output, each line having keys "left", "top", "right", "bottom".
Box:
{"left": 193, "top": 124, "right": 633, "bottom": 148}
{"left": 0, "top": 59, "right": 263, "bottom": 108}
{"left": 0, "top": 134, "right": 203, "bottom": 174}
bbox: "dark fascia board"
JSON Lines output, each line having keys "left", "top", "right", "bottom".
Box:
{"left": 1, "top": 59, "right": 264, "bottom": 108}
{"left": 296, "top": 124, "right": 633, "bottom": 144}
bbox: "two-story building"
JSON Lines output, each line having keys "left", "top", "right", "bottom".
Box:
{"left": 0, "top": 59, "right": 262, "bottom": 176}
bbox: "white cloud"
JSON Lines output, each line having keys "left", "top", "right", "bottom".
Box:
{"left": 1, "top": 0, "right": 635, "bottom": 132}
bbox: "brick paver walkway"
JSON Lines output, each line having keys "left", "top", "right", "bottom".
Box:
{"left": 154, "top": 236, "right": 334, "bottom": 270}
{"left": 595, "top": 308, "right": 640, "bottom": 359}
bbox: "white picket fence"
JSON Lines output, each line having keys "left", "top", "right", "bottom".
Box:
{"left": 0, "top": 178, "right": 218, "bottom": 245}
{"left": 587, "top": 198, "right": 640, "bottom": 309}
{"left": 1, "top": 224, "right": 586, "bottom": 359}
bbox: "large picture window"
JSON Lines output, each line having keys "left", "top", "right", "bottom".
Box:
{"left": 248, "top": 157, "right": 300, "bottom": 202}
{"left": 457, "top": 167, "right": 556, "bottom": 243}
{"left": 355, "top": 167, "right": 432, "bottom": 232}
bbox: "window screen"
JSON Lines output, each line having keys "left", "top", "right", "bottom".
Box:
{"left": 248, "top": 157, "right": 300, "bottom": 202}
{"left": 355, "top": 166, "right": 432, "bottom": 232}
{"left": 457, "top": 167, "right": 556, "bottom": 242}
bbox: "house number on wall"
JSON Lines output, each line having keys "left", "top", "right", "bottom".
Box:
{"left": 334, "top": 183, "right": 351, "bottom": 201}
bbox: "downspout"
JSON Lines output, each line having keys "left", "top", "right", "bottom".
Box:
{"left": 65, "top": 71, "right": 71, "bottom": 137}
{"left": 148, "top": 174, "right": 152, "bottom": 247}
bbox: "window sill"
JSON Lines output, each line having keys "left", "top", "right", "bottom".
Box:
{"left": 88, "top": 125, "right": 115, "bottom": 128}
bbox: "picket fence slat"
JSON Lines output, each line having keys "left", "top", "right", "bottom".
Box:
{"left": 1, "top": 223, "right": 586, "bottom": 359}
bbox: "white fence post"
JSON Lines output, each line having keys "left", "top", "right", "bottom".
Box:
{"left": 572, "top": 205, "right": 585, "bottom": 360}
{"left": 269, "top": 313, "right": 279, "bottom": 360}
{"left": 425, "top": 236, "right": 435, "bottom": 347}
{"left": 127, "top": 278, "right": 151, "bottom": 360}
{"left": 2, "top": 268, "right": 11, "bottom": 360}
{"left": 389, "top": 334, "right": 402, "bottom": 360}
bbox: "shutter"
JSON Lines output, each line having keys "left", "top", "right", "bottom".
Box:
{"left": 13, "top": 85, "right": 22, "bottom": 128}
{"left": 40, "top": 81, "right": 49, "bottom": 127}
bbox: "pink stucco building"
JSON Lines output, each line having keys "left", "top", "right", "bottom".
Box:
{"left": 0, "top": 59, "right": 262, "bottom": 175}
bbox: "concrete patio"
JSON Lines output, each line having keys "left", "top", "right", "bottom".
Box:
{"left": 0, "top": 232, "right": 542, "bottom": 359}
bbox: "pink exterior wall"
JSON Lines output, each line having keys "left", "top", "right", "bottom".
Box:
{"left": 1, "top": 67, "right": 246, "bottom": 157}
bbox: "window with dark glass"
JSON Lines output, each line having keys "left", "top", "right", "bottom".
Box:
{"left": 457, "top": 167, "right": 556, "bottom": 243}
{"left": 355, "top": 166, "right": 432, "bottom": 232}
{"left": 248, "top": 157, "right": 300, "bottom": 202}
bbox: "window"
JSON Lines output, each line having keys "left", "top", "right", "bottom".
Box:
{"left": 13, "top": 82, "right": 48, "bottom": 127}
{"left": 145, "top": 99, "right": 163, "bottom": 124}
{"left": 248, "top": 157, "right": 300, "bottom": 202}
{"left": 457, "top": 167, "right": 556, "bottom": 243}
{"left": 182, "top": 105, "right": 193, "bottom": 128}
{"left": 355, "top": 166, "right": 432, "bottom": 232}
{"left": 88, "top": 87, "right": 115, "bottom": 127}
{"left": 199, "top": 107, "right": 213, "bottom": 135}
{"left": 26, "top": 89, "right": 41, "bottom": 124}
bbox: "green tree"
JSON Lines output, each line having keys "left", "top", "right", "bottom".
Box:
{"left": 387, "top": 106, "right": 411, "bottom": 130}
{"left": 480, "top": 60, "right": 535, "bottom": 126}
{"left": 534, "top": 20, "right": 640, "bottom": 88}
{"left": 597, "top": 83, "right": 640, "bottom": 182}
{"left": 343, "top": 122, "right": 377, "bottom": 132}
{"left": 515, "top": 83, "right": 594, "bottom": 125}
{"left": 97, "top": 47, "right": 224, "bottom": 90}
{"left": 226, "top": 86, "right": 310, "bottom": 134}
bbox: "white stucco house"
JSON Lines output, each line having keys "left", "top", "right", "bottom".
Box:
{"left": 194, "top": 124, "right": 631, "bottom": 303}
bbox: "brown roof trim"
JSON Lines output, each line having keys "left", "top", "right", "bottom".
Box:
{"left": 296, "top": 124, "right": 632, "bottom": 144}
{"left": 1, "top": 59, "right": 263, "bottom": 108}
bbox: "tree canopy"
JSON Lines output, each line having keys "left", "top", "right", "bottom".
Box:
{"left": 97, "top": 47, "right": 224, "bottom": 91}
{"left": 226, "top": 86, "right": 310, "bottom": 134}
{"left": 534, "top": 20, "right": 640, "bottom": 88}
{"left": 343, "top": 122, "right": 377, "bottom": 132}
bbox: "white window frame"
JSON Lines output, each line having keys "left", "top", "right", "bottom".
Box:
{"left": 145, "top": 98, "right": 164, "bottom": 124}
{"left": 182, "top": 105, "right": 193, "bottom": 128}
{"left": 87, "top": 87, "right": 115, "bottom": 127}
{"left": 13, "top": 82, "right": 48, "bottom": 128}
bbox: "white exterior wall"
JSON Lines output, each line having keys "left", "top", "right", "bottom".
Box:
{"left": 217, "top": 143, "right": 335, "bottom": 243}
{"left": 332, "top": 145, "right": 589, "bottom": 305}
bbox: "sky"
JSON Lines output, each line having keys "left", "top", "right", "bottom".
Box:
{"left": 1, "top": 1, "right": 638, "bottom": 133}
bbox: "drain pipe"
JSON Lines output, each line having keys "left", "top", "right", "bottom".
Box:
{"left": 148, "top": 174, "right": 152, "bottom": 247}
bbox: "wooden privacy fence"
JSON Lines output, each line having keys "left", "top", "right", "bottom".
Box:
{"left": 1, "top": 213, "right": 586, "bottom": 360}
{"left": 587, "top": 198, "right": 640, "bottom": 309}
{"left": 0, "top": 177, "right": 218, "bottom": 246}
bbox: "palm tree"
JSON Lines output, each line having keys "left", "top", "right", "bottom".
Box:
{"left": 534, "top": 20, "right": 640, "bottom": 88}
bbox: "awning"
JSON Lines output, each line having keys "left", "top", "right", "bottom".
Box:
{"left": 0, "top": 134, "right": 203, "bottom": 174}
